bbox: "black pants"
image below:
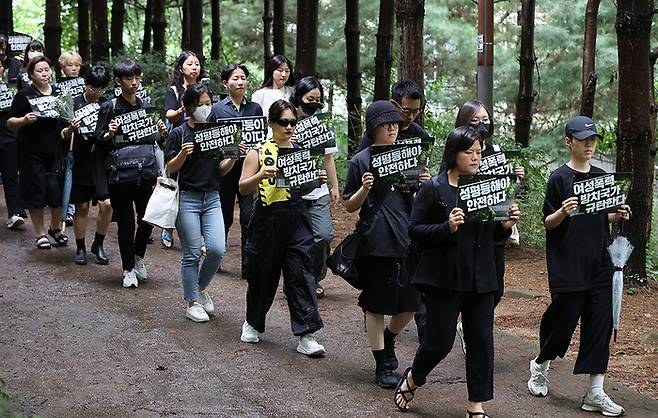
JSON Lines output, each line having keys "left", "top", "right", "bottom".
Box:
{"left": 109, "top": 183, "right": 154, "bottom": 271}
{"left": 411, "top": 291, "right": 495, "bottom": 402}
{"left": 219, "top": 159, "right": 253, "bottom": 275}
{"left": 0, "top": 140, "right": 24, "bottom": 217}
{"left": 536, "top": 286, "right": 612, "bottom": 374}
{"left": 493, "top": 243, "right": 506, "bottom": 306}
{"left": 244, "top": 202, "right": 323, "bottom": 336}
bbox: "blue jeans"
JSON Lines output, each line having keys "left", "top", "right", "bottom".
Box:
{"left": 176, "top": 190, "right": 226, "bottom": 301}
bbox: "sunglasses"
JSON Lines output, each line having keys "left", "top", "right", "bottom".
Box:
{"left": 274, "top": 118, "right": 297, "bottom": 127}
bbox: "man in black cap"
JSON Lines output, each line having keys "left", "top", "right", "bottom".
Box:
{"left": 527, "top": 115, "right": 630, "bottom": 417}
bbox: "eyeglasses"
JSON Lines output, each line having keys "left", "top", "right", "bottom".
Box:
{"left": 274, "top": 118, "right": 297, "bottom": 127}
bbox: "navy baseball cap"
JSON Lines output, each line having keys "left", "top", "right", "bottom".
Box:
{"left": 565, "top": 116, "right": 602, "bottom": 140}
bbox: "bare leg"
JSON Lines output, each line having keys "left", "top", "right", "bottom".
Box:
{"left": 28, "top": 208, "right": 45, "bottom": 237}
{"left": 96, "top": 199, "right": 112, "bottom": 235}
{"left": 74, "top": 202, "right": 90, "bottom": 240}
{"left": 388, "top": 311, "right": 415, "bottom": 334}
{"left": 365, "top": 311, "right": 385, "bottom": 350}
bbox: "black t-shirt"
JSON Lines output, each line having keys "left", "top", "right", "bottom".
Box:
{"left": 164, "top": 122, "right": 221, "bottom": 192}
{"left": 357, "top": 121, "right": 430, "bottom": 152}
{"left": 72, "top": 94, "right": 106, "bottom": 186}
{"left": 208, "top": 96, "right": 263, "bottom": 120}
{"left": 543, "top": 164, "right": 614, "bottom": 293}
{"left": 94, "top": 94, "right": 145, "bottom": 144}
{"left": 164, "top": 85, "right": 186, "bottom": 128}
{"left": 2, "top": 56, "right": 22, "bottom": 84}
{"left": 9, "top": 84, "right": 63, "bottom": 155}
{"left": 343, "top": 146, "right": 413, "bottom": 258}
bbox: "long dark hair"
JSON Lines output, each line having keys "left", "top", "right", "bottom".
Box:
{"left": 261, "top": 55, "right": 294, "bottom": 89}
{"left": 442, "top": 126, "right": 483, "bottom": 170}
{"left": 170, "top": 51, "right": 204, "bottom": 87}
{"left": 182, "top": 83, "right": 213, "bottom": 115}
{"left": 268, "top": 99, "right": 297, "bottom": 123}
{"left": 454, "top": 100, "right": 494, "bottom": 139}
{"left": 289, "top": 76, "right": 324, "bottom": 108}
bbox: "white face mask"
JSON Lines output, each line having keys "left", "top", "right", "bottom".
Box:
{"left": 192, "top": 105, "right": 211, "bottom": 122}
{"left": 27, "top": 51, "right": 44, "bottom": 60}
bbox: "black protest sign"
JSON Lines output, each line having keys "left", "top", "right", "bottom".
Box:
{"left": 74, "top": 101, "right": 101, "bottom": 135}
{"left": 7, "top": 32, "right": 32, "bottom": 55}
{"left": 457, "top": 174, "right": 517, "bottom": 222}
{"left": 275, "top": 147, "right": 322, "bottom": 189}
{"left": 216, "top": 116, "right": 267, "bottom": 151}
{"left": 294, "top": 114, "right": 336, "bottom": 150}
{"left": 0, "top": 84, "right": 14, "bottom": 111}
{"left": 114, "top": 83, "right": 151, "bottom": 105}
{"left": 28, "top": 95, "right": 60, "bottom": 118}
{"left": 478, "top": 148, "right": 521, "bottom": 176}
{"left": 113, "top": 108, "right": 159, "bottom": 143}
{"left": 193, "top": 122, "right": 241, "bottom": 159}
{"left": 58, "top": 77, "right": 86, "bottom": 98}
{"left": 369, "top": 142, "right": 427, "bottom": 186}
{"left": 572, "top": 172, "right": 631, "bottom": 215}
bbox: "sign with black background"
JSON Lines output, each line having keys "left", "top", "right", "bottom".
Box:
{"left": 572, "top": 172, "right": 631, "bottom": 215}
{"left": 74, "top": 101, "right": 101, "bottom": 135}
{"left": 28, "top": 95, "right": 60, "bottom": 118}
{"left": 369, "top": 140, "right": 430, "bottom": 186}
{"left": 6, "top": 32, "right": 32, "bottom": 55}
{"left": 114, "top": 83, "right": 151, "bottom": 105}
{"left": 478, "top": 148, "right": 520, "bottom": 176}
{"left": 294, "top": 114, "right": 336, "bottom": 150}
{"left": 193, "top": 122, "right": 240, "bottom": 159}
{"left": 58, "top": 77, "right": 86, "bottom": 98}
{"left": 216, "top": 116, "right": 267, "bottom": 151}
{"left": 457, "top": 174, "right": 517, "bottom": 221}
{"left": 0, "top": 84, "right": 14, "bottom": 111}
{"left": 275, "top": 147, "right": 322, "bottom": 189}
{"left": 113, "top": 108, "right": 159, "bottom": 143}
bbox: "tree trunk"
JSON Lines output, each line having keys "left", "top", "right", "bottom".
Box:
{"left": 77, "top": 0, "right": 91, "bottom": 62}
{"left": 210, "top": 0, "right": 222, "bottom": 60}
{"left": 514, "top": 0, "right": 536, "bottom": 147}
{"left": 580, "top": 0, "right": 601, "bottom": 117}
{"left": 44, "top": 0, "right": 62, "bottom": 77}
{"left": 373, "top": 0, "right": 394, "bottom": 101}
{"left": 141, "top": 0, "right": 152, "bottom": 55}
{"left": 273, "top": 0, "right": 285, "bottom": 56}
{"left": 151, "top": 0, "right": 166, "bottom": 55}
{"left": 295, "top": 0, "right": 318, "bottom": 76}
{"left": 263, "top": 0, "right": 273, "bottom": 79}
{"left": 345, "top": 0, "right": 362, "bottom": 155}
{"left": 650, "top": 47, "right": 658, "bottom": 159}
{"left": 395, "top": 0, "right": 424, "bottom": 124}
{"left": 110, "top": 0, "right": 125, "bottom": 56}
{"left": 188, "top": 0, "right": 203, "bottom": 56}
{"left": 181, "top": 0, "right": 190, "bottom": 51}
{"left": 615, "top": 0, "right": 655, "bottom": 281}
{"left": 91, "top": 0, "right": 109, "bottom": 62}
{"left": 0, "top": 0, "right": 13, "bottom": 34}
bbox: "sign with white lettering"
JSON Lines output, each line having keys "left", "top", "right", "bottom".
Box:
{"left": 369, "top": 140, "right": 431, "bottom": 186}
{"left": 7, "top": 32, "right": 32, "bottom": 54}
{"left": 58, "top": 77, "right": 86, "bottom": 98}
{"left": 457, "top": 174, "right": 517, "bottom": 222}
{"left": 572, "top": 173, "right": 631, "bottom": 215}
{"left": 113, "top": 108, "right": 159, "bottom": 143}
{"left": 275, "top": 147, "right": 322, "bottom": 189}
{"left": 74, "top": 101, "right": 101, "bottom": 135}
{"left": 0, "top": 84, "right": 14, "bottom": 111}
{"left": 216, "top": 116, "right": 267, "bottom": 151}
{"left": 193, "top": 122, "right": 241, "bottom": 159}
{"left": 294, "top": 114, "right": 336, "bottom": 150}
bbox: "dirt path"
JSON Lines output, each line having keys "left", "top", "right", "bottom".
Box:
{"left": 0, "top": 202, "right": 656, "bottom": 417}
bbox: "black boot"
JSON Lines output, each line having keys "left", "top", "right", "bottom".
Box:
{"left": 74, "top": 248, "right": 87, "bottom": 265}
{"left": 373, "top": 349, "right": 397, "bottom": 388}
{"left": 384, "top": 327, "right": 399, "bottom": 371}
{"left": 91, "top": 242, "right": 109, "bottom": 265}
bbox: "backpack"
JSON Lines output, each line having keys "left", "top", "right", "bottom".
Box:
{"left": 105, "top": 98, "right": 159, "bottom": 186}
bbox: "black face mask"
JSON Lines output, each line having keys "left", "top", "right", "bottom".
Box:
{"left": 471, "top": 121, "right": 491, "bottom": 139}
{"left": 301, "top": 102, "right": 323, "bottom": 116}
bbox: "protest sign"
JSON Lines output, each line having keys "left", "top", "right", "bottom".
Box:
{"left": 369, "top": 140, "right": 430, "bottom": 186}
{"left": 572, "top": 172, "right": 631, "bottom": 215}
{"left": 294, "top": 114, "right": 336, "bottom": 150}
{"left": 0, "top": 84, "right": 14, "bottom": 111}
{"left": 478, "top": 148, "right": 521, "bottom": 176}
{"left": 74, "top": 101, "right": 101, "bottom": 135}
{"left": 193, "top": 122, "right": 241, "bottom": 159}
{"left": 28, "top": 95, "right": 60, "bottom": 118}
{"left": 58, "top": 77, "right": 86, "bottom": 98}
{"left": 216, "top": 116, "right": 267, "bottom": 151}
{"left": 275, "top": 147, "right": 322, "bottom": 189}
{"left": 457, "top": 174, "right": 517, "bottom": 221}
{"left": 7, "top": 32, "right": 32, "bottom": 55}
{"left": 114, "top": 83, "right": 151, "bottom": 105}
{"left": 113, "top": 108, "right": 159, "bottom": 143}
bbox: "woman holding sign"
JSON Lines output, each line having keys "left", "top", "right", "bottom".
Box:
{"left": 238, "top": 99, "right": 326, "bottom": 357}
{"left": 343, "top": 100, "right": 425, "bottom": 388}
{"left": 393, "top": 126, "right": 520, "bottom": 416}
{"left": 165, "top": 84, "right": 235, "bottom": 323}
{"left": 7, "top": 55, "right": 68, "bottom": 249}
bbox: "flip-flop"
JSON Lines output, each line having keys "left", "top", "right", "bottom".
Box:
{"left": 393, "top": 367, "right": 416, "bottom": 412}
{"left": 36, "top": 235, "right": 51, "bottom": 249}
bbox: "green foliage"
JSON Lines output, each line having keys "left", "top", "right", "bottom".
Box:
{"left": 0, "top": 377, "right": 28, "bottom": 418}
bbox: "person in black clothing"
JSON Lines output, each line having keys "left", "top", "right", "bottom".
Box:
{"left": 7, "top": 56, "right": 68, "bottom": 249}
{"left": 94, "top": 59, "right": 166, "bottom": 288}
{"left": 356, "top": 80, "right": 430, "bottom": 152}
{"left": 16, "top": 40, "right": 46, "bottom": 91}
{"left": 60, "top": 64, "right": 112, "bottom": 266}
{"left": 527, "top": 116, "right": 629, "bottom": 417}
{"left": 208, "top": 63, "right": 263, "bottom": 278}
{"left": 0, "top": 35, "right": 26, "bottom": 229}
{"left": 393, "top": 126, "right": 520, "bottom": 417}
{"left": 343, "top": 100, "right": 427, "bottom": 388}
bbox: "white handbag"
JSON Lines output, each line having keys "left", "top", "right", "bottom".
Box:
{"left": 143, "top": 175, "right": 179, "bottom": 229}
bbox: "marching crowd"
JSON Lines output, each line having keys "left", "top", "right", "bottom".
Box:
{"left": 0, "top": 33, "right": 633, "bottom": 417}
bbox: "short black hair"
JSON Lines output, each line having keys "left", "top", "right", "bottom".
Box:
{"left": 391, "top": 80, "right": 423, "bottom": 104}
{"left": 268, "top": 99, "right": 297, "bottom": 123}
{"left": 84, "top": 64, "right": 110, "bottom": 88}
{"left": 0, "top": 34, "right": 7, "bottom": 49}
{"left": 221, "top": 63, "right": 250, "bottom": 81}
{"left": 289, "top": 76, "right": 324, "bottom": 107}
{"left": 182, "top": 83, "right": 213, "bottom": 114}
{"left": 113, "top": 59, "right": 142, "bottom": 79}
{"left": 441, "top": 126, "right": 483, "bottom": 170}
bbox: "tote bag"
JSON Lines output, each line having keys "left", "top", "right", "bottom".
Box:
{"left": 143, "top": 176, "right": 179, "bottom": 229}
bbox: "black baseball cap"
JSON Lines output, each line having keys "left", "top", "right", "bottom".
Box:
{"left": 565, "top": 116, "right": 602, "bottom": 140}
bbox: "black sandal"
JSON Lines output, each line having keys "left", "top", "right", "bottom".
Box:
{"left": 36, "top": 235, "right": 51, "bottom": 249}
{"left": 394, "top": 367, "right": 416, "bottom": 412}
{"left": 467, "top": 410, "right": 491, "bottom": 418}
{"left": 48, "top": 227, "right": 69, "bottom": 246}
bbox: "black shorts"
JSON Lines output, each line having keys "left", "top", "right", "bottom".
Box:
{"left": 357, "top": 255, "right": 422, "bottom": 315}
{"left": 19, "top": 152, "right": 61, "bottom": 209}
{"left": 69, "top": 184, "right": 108, "bottom": 205}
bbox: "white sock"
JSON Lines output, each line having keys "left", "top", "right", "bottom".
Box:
{"left": 534, "top": 357, "right": 550, "bottom": 372}
{"left": 588, "top": 374, "right": 605, "bottom": 396}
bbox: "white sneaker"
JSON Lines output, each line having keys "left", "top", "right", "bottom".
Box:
{"left": 198, "top": 289, "right": 214, "bottom": 314}
{"left": 186, "top": 302, "right": 210, "bottom": 323}
{"left": 456, "top": 320, "right": 466, "bottom": 355}
{"left": 296, "top": 333, "right": 326, "bottom": 357}
{"left": 527, "top": 358, "right": 550, "bottom": 397}
{"left": 240, "top": 321, "right": 260, "bottom": 343}
{"left": 122, "top": 269, "right": 138, "bottom": 288}
{"left": 581, "top": 390, "right": 625, "bottom": 416}
{"left": 134, "top": 255, "right": 148, "bottom": 281}
{"left": 6, "top": 215, "right": 24, "bottom": 230}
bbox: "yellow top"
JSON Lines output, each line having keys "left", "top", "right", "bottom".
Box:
{"left": 257, "top": 138, "right": 291, "bottom": 206}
